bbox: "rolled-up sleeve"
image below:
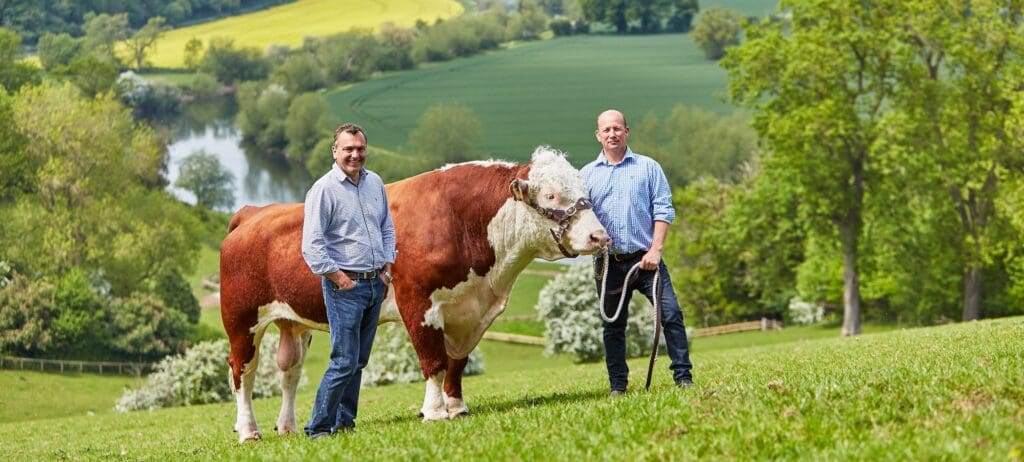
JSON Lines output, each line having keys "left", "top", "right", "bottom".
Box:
{"left": 650, "top": 163, "right": 675, "bottom": 224}
{"left": 380, "top": 182, "right": 397, "bottom": 263}
{"left": 301, "top": 182, "right": 340, "bottom": 275}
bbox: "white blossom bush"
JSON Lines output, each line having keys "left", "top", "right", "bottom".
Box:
{"left": 788, "top": 297, "right": 825, "bottom": 325}
{"left": 537, "top": 263, "right": 657, "bottom": 363}
{"left": 116, "top": 333, "right": 303, "bottom": 412}
{"left": 362, "top": 323, "right": 484, "bottom": 387}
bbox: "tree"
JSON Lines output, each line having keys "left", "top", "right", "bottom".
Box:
{"left": 579, "top": 0, "right": 630, "bottom": 33}
{"left": 81, "top": 12, "right": 129, "bottom": 64}
{"left": 407, "top": 103, "right": 481, "bottom": 164}
{"left": 198, "top": 37, "right": 270, "bottom": 84}
{"left": 174, "top": 150, "right": 235, "bottom": 210}
{"left": 883, "top": 1, "right": 1024, "bottom": 321}
{"left": 37, "top": 32, "right": 83, "bottom": 70}
{"left": 690, "top": 6, "right": 744, "bottom": 60}
{"left": 183, "top": 37, "right": 203, "bottom": 70}
{"left": 283, "top": 92, "right": 337, "bottom": 166}
{"left": 5, "top": 83, "right": 199, "bottom": 295}
{"left": 124, "top": 16, "right": 169, "bottom": 71}
{"left": 632, "top": 105, "right": 757, "bottom": 186}
{"left": 722, "top": 0, "right": 904, "bottom": 335}
{"left": 271, "top": 53, "right": 327, "bottom": 93}
{"left": 667, "top": 0, "right": 699, "bottom": 33}
{"left": 0, "top": 27, "right": 41, "bottom": 91}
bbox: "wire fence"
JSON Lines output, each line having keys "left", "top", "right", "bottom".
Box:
{"left": 0, "top": 355, "right": 153, "bottom": 376}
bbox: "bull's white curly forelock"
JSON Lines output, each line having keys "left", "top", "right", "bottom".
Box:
{"left": 527, "top": 146, "right": 585, "bottom": 197}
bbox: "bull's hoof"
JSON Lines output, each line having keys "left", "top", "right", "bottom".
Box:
{"left": 420, "top": 407, "right": 449, "bottom": 422}
{"left": 449, "top": 408, "right": 470, "bottom": 419}
{"left": 238, "top": 430, "right": 262, "bottom": 443}
{"left": 275, "top": 424, "right": 298, "bottom": 436}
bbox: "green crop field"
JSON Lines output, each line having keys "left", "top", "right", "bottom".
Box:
{"left": 327, "top": 33, "right": 735, "bottom": 167}
{"left": 1, "top": 317, "right": 1020, "bottom": 460}
{"left": 141, "top": 0, "right": 463, "bottom": 68}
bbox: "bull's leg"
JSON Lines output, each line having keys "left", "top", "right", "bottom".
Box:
{"left": 229, "top": 332, "right": 263, "bottom": 443}
{"left": 443, "top": 356, "right": 470, "bottom": 418}
{"left": 274, "top": 322, "right": 310, "bottom": 436}
{"left": 399, "top": 301, "right": 450, "bottom": 421}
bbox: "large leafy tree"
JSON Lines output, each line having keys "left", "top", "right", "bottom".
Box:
{"left": 883, "top": 1, "right": 1024, "bottom": 321}
{"left": 722, "top": 0, "right": 903, "bottom": 335}
{"left": 3, "top": 82, "right": 199, "bottom": 295}
{"left": 124, "top": 16, "right": 169, "bottom": 71}
{"left": 174, "top": 150, "right": 235, "bottom": 211}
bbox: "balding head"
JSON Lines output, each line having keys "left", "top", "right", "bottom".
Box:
{"left": 597, "top": 110, "right": 628, "bottom": 129}
{"left": 595, "top": 109, "right": 630, "bottom": 160}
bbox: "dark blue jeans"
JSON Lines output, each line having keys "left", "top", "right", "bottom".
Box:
{"left": 596, "top": 257, "right": 693, "bottom": 391}
{"left": 305, "top": 277, "right": 384, "bottom": 436}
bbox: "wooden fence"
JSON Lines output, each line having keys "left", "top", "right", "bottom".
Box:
{"left": 0, "top": 355, "right": 152, "bottom": 376}
{"left": 693, "top": 317, "right": 783, "bottom": 337}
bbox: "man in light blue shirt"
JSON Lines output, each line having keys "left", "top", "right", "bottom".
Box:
{"left": 301, "top": 123, "right": 396, "bottom": 439}
{"left": 581, "top": 109, "right": 694, "bottom": 396}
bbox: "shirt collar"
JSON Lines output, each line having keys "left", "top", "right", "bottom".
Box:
{"left": 595, "top": 146, "right": 636, "bottom": 166}
{"left": 330, "top": 163, "right": 366, "bottom": 185}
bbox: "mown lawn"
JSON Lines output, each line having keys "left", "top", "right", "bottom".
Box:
{"left": 1, "top": 317, "right": 1019, "bottom": 460}
{"left": 140, "top": 0, "right": 462, "bottom": 68}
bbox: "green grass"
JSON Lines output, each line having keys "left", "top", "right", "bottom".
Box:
{"left": 327, "top": 33, "right": 736, "bottom": 167}
{"left": 0, "top": 370, "right": 137, "bottom": 423}
{"left": 139, "top": 0, "right": 463, "bottom": 68}
{"left": 1, "top": 317, "right": 1020, "bottom": 460}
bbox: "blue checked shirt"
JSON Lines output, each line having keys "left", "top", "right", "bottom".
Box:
{"left": 581, "top": 147, "right": 675, "bottom": 255}
{"left": 302, "top": 164, "right": 397, "bottom": 275}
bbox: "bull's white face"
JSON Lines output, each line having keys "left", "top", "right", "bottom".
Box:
{"left": 525, "top": 147, "right": 610, "bottom": 260}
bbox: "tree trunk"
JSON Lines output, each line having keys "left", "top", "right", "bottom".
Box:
{"left": 962, "top": 266, "right": 981, "bottom": 321}
{"left": 840, "top": 243, "right": 862, "bottom": 336}
{"left": 837, "top": 202, "right": 863, "bottom": 336}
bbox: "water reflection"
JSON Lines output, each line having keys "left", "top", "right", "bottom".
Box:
{"left": 164, "top": 98, "right": 312, "bottom": 210}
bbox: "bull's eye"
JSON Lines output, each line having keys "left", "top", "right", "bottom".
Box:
{"left": 545, "top": 193, "right": 555, "bottom": 201}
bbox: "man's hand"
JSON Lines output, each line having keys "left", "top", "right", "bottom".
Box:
{"left": 328, "top": 270, "right": 356, "bottom": 291}
{"left": 640, "top": 248, "right": 661, "bottom": 271}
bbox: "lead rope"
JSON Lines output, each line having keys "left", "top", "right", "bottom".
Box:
{"left": 598, "top": 252, "right": 664, "bottom": 390}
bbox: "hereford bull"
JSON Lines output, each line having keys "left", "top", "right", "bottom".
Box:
{"left": 220, "top": 146, "right": 610, "bottom": 442}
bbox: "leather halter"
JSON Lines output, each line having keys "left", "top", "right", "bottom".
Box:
{"left": 509, "top": 179, "right": 593, "bottom": 258}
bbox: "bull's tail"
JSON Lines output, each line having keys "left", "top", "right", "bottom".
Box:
{"left": 228, "top": 205, "right": 262, "bottom": 233}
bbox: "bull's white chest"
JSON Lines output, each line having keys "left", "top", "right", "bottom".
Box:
{"left": 425, "top": 271, "right": 508, "bottom": 359}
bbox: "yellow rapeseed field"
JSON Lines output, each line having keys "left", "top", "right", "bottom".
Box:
{"left": 140, "top": 0, "right": 463, "bottom": 69}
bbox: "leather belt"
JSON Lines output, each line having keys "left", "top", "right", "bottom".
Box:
{"left": 611, "top": 251, "right": 646, "bottom": 262}
{"left": 342, "top": 269, "right": 381, "bottom": 280}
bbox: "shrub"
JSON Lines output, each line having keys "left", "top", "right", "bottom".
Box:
{"left": 0, "top": 272, "right": 56, "bottom": 356}
{"left": 362, "top": 323, "right": 483, "bottom": 387}
{"left": 550, "top": 18, "right": 574, "bottom": 36}
{"left": 187, "top": 72, "right": 220, "bottom": 100}
{"left": 787, "top": 297, "right": 824, "bottom": 325}
{"left": 152, "top": 267, "right": 200, "bottom": 324}
{"left": 116, "top": 71, "right": 182, "bottom": 118}
{"left": 107, "top": 293, "right": 189, "bottom": 360}
{"left": 537, "top": 263, "right": 657, "bottom": 362}
{"left": 116, "top": 333, "right": 301, "bottom": 412}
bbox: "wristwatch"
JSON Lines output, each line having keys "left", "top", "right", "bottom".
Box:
{"left": 382, "top": 270, "right": 392, "bottom": 282}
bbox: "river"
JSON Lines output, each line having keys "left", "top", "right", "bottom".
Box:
{"left": 163, "top": 98, "right": 312, "bottom": 210}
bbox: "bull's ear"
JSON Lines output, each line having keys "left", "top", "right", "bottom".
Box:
{"left": 509, "top": 179, "right": 530, "bottom": 202}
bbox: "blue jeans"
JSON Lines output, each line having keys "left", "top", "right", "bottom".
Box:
{"left": 305, "top": 277, "right": 385, "bottom": 435}
{"left": 596, "top": 257, "right": 693, "bottom": 391}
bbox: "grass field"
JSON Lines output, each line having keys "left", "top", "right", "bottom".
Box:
{"left": 327, "top": 33, "right": 735, "bottom": 166}
{"left": 141, "top": 0, "right": 463, "bottom": 68}
{"left": 1, "top": 317, "right": 1020, "bottom": 460}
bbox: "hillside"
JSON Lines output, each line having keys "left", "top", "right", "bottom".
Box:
{"left": 1, "top": 317, "right": 1020, "bottom": 459}
{"left": 143, "top": 0, "right": 463, "bottom": 68}
{"left": 328, "top": 33, "right": 734, "bottom": 166}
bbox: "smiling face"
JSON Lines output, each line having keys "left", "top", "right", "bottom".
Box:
{"left": 333, "top": 130, "right": 367, "bottom": 182}
{"left": 595, "top": 110, "right": 629, "bottom": 159}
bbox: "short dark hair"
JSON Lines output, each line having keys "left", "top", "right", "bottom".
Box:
{"left": 332, "top": 123, "right": 367, "bottom": 151}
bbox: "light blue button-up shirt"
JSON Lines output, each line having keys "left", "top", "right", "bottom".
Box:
{"left": 301, "top": 164, "right": 397, "bottom": 275}
{"left": 581, "top": 147, "right": 675, "bottom": 255}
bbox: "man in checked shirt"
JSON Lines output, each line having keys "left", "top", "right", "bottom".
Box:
{"left": 581, "top": 109, "right": 694, "bottom": 397}
{"left": 301, "top": 123, "right": 396, "bottom": 439}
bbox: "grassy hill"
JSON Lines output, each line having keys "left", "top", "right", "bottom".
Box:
{"left": 1, "top": 317, "right": 1020, "bottom": 459}
{"left": 327, "top": 33, "right": 735, "bottom": 167}
{"left": 142, "top": 0, "right": 463, "bottom": 68}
